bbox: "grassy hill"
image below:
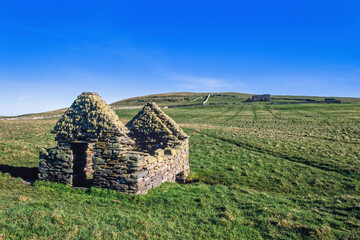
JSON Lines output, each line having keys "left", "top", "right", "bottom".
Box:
{"left": 111, "top": 92, "right": 254, "bottom": 108}
{"left": 2, "top": 91, "right": 356, "bottom": 119}
{"left": 0, "top": 93, "right": 359, "bottom": 239}
{"left": 111, "top": 92, "right": 210, "bottom": 108}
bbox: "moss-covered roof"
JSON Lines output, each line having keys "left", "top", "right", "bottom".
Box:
{"left": 52, "top": 92, "right": 128, "bottom": 141}
{"left": 126, "top": 102, "right": 188, "bottom": 149}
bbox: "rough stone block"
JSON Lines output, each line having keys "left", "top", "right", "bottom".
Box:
{"left": 137, "top": 180, "right": 146, "bottom": 189}
{"left": 164, "top": 148, "right": 176, "bottom": 155}
{"left": 131, "top": 170, "right": 148, "bottom": 179}
{"left": 154, "top": 149, "right": 164, "bottom": 156}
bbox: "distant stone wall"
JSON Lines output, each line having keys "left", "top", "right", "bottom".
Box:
{"left": 0, "top": 114, "right": 62, "bottom": 121}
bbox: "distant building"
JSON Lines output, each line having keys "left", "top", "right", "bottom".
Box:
{"left": 324, "top": 98, "right": 341, "bottom": 103}
{"left": 251, "top": 94, "right": 271, "bottom": 102}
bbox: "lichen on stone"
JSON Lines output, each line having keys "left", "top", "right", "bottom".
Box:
{"left": 52, "top": 92, "right": 128, "bottom": 141}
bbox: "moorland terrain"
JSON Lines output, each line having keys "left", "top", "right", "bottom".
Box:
{"left": 0, "top": 92, "right": 359, "bottom": 239}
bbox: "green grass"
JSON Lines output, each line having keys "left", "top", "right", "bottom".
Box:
{"left": 206, "top": 96, "right": 247, "bottom": 104}
{"left": 0, "top": 96, "right": 360, "bottom": 239}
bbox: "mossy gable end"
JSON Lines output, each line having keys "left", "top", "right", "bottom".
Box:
{"left": 39, "top": 93, "right": 190, "bottom": 194}
{"left": 52, "top": 92, "right": 128, "bottom": 142}
{"left": 126, "top": 102, "right": 188, "bottom": 151}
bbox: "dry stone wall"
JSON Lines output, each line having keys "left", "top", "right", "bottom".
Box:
{"left": 39, "top": 142, "right": 74, "bottom": 185}
{"left": 91, "top": 138, "right": 189, "bottom": 194}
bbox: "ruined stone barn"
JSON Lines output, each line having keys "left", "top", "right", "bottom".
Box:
{"left": 39, "top": 92, "right": 190, "bottom": 194}
{"left": 252, "top": 94, "right": 271, "bottom": 102}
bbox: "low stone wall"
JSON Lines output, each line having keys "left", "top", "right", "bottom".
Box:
{"left": 39, "top": 142, "right": 73, "bottom": 185}
{"left": 0, "top": 114, "right": 62, "bottom": 121}
{"left": 39, "top": 137, "right": 190, "bottom": 194}
{"left": 134, "top": 138, "right": 190, "bottom": 194}
{"left": 92, "top": 138, "right": 190, "bottom": 194}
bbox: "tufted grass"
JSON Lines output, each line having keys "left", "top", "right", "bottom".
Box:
{"left": 0, "top": 98, "right": 360, "bottom": 239}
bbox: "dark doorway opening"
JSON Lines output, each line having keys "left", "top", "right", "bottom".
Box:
{"left": 71, "top": 143, "right": 93, "bottom": 187}
{"left": 175, "top": 171, "right": 186, "bottom": 183}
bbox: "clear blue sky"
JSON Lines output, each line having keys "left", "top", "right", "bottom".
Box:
{"left": 0, "top": 0, "right": 359, "bottom": 116}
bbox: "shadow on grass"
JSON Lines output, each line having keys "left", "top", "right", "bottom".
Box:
{"left": 0, "top": 164, "right": 38, "bottom": 180}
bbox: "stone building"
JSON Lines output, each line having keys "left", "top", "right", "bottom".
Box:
{"left": 324, "top": 98, "right": 341, "bottom": 103}
{"left": 245, "top": 94, "right": 271, "bottom": 102}
{"left": 252, "top": 94, "right": 271, "bottom": 102}
{"left": 39, "top": 92, "right": 190, "bottom": 194}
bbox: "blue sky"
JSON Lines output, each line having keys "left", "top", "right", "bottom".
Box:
{"left": 0, "top": 0, "right": 359, "bottom": 116}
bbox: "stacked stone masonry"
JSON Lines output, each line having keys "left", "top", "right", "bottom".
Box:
{"left": 39, "top": 92, "right": 190, "bottom": 194}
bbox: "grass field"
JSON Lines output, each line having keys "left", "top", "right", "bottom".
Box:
{"left": 0, "top": 94, "right": 359, "bottom": 239}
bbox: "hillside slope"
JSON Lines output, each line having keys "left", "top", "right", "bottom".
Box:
{"left": 0, "top": 95, "right": 359, "bottom": 239}
{"left": 2, "top": 92, "right": 358, "bottom": 120}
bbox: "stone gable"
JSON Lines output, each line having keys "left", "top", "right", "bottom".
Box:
{"left": 126, "top": 102, "right": 188, "bottom": 151}
{"left": 52, "top": 92, "right": 129, "bottom": 142}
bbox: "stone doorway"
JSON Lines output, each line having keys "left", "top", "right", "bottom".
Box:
{"left": 71, "top": 143, "right": 94, "bottom": 187}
